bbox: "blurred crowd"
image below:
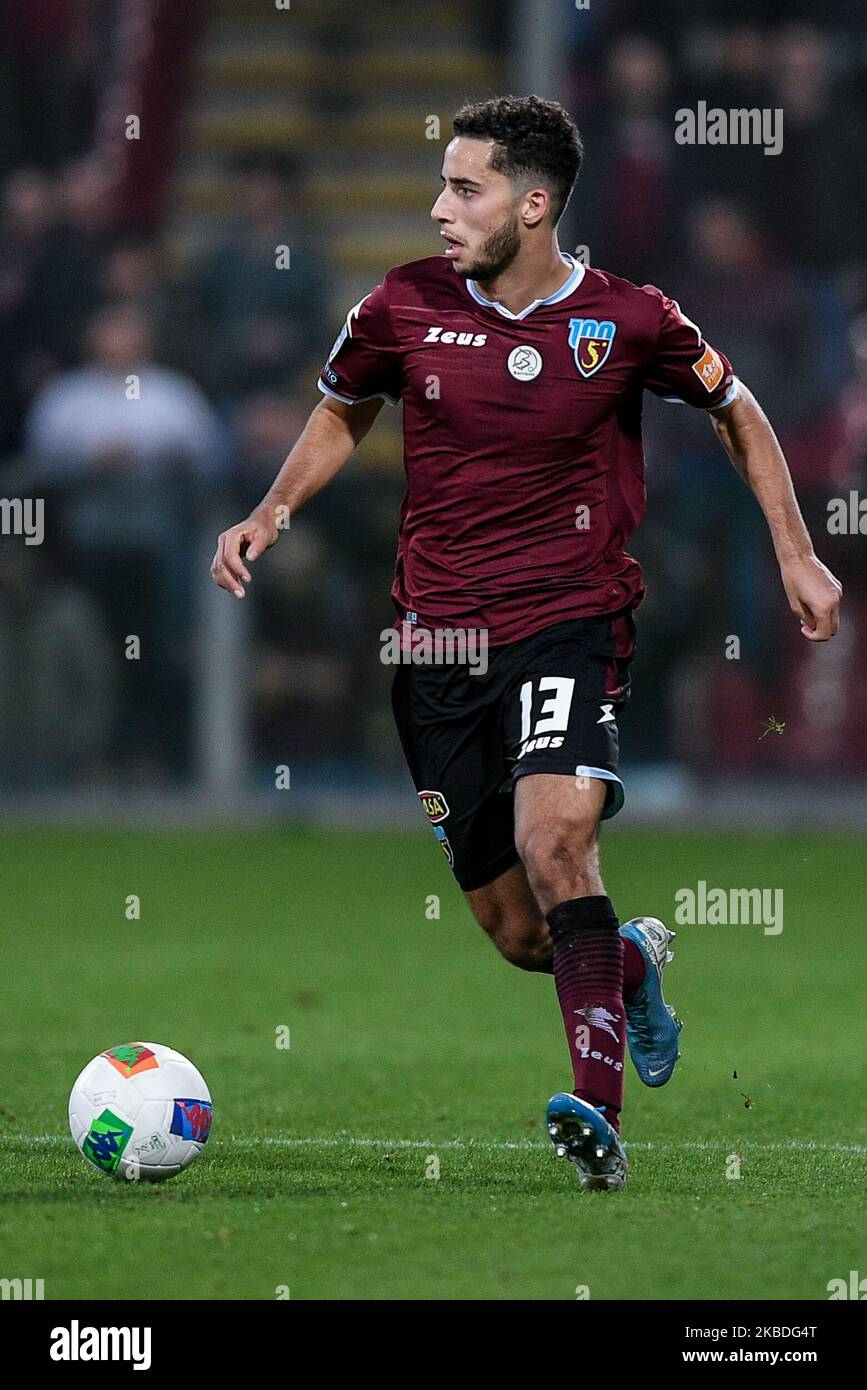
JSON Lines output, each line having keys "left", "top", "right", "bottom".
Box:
{"left": 1, "top": 4, "right": 866, "bottom": 789}
{"left": 561, "top": 13, "right": 867, "bottom": 775}
{"left": 0, "top": 144, "right": 348, "bottom": 786}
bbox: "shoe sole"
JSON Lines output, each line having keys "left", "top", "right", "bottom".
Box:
{"left": 547, "top": 1111, "right": 628, "bottom": 1192}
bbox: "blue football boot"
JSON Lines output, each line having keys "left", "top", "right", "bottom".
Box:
{"left": 619, "top": 917, "right": 683, "bottom": 1087}
{"left": 546, "top": 1092, "right": 628, "bottom": 1192}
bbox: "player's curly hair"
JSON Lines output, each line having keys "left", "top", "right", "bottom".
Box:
{"left": 452, "top": 94, "right": 583, "bottom": 225}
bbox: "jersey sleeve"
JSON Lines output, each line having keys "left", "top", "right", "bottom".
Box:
{"left": 318, "top": 279, "right": 402, "bottom": 406}
{"left": 641, "top": 288, "right": 738, "bottom": 410}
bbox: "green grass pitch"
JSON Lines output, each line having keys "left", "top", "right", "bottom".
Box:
{"left": 0, "top": 824, "right": 864, "bottom": 1301}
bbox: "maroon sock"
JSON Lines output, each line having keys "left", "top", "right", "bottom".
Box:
{"left": 622, "top": 937, "right": 646, "bottom": 1000}
{"left": 546, "top": 895, "right": 626, "bottom": 1133}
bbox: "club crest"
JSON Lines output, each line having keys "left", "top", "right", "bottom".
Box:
{"left": 568, "top": 317, "right": 617, "bottom": 378}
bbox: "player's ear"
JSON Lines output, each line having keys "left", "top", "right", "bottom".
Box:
{"left": 522, "top": 186, "right": 550, "bottom": 229}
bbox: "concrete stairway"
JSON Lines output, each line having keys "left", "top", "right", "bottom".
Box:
{"left": 174, "top": 0, "right": 506, "bottom": 297}
{"left": 166, "top": 0, "right": 506, "bottom": 471}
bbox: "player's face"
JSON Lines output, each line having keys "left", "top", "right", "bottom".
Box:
{"left": 431, "top": 137, "right": 524, "bottom": 280}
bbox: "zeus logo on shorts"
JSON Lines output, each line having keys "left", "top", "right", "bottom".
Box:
{"left": 516, "top": 677, "right": 574, "bottom": 759}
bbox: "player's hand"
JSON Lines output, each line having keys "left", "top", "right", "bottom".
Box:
{"left": 210, "top": 510, "right": 281, "bottom": 599}
{"left": 779, "top": 553, "right": 842, "bottom": 641}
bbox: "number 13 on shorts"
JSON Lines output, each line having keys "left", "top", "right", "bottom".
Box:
{"left": 522, "top": 678, "right": 575, "bottom": 745}
{"left": 518, "top": 677, "right": 576, "bottom": 754}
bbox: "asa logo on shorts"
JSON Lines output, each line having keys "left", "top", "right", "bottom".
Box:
{"left": 568, "top": 317, "right": 617, "bottom": 378}
{"left": 418, "top": 790, "right": 449, "bottom": 824}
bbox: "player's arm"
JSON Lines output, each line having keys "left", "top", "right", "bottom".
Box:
{"left": 708, "top": 383, "right": 842, "bottom": 641}
{"left": 210, "top": 393, "right": 383, "bottom": 599}
{"left": 642, "top": 286, "right": 842, "bottom": 642}
{"left": 213, "top": 276, "right": 400, "bottom": 598}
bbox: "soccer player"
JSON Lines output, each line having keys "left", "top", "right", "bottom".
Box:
{"left": 211, "top": 96, "right": 842, "bottom": 1191}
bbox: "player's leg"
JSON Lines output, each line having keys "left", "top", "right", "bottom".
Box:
{"left": 512, "top": 769, "right": 630, "bottom": 1190}
{"left": 391, "top": 653, "right": 592, "bottom": 979}
{"left": 505, "top": 707, "right": 683, "bottom": 1091}
{"left": 461, "top": 827, "right": 657, "bottom": 1006}
{"left": 503, "top": 618, "right": 632, "bottom": 1133}
{"left": 461, "top": 800, "right": 659, "bottom": 1003}
{"left": 502, "top": 613, "right": 679, "bottom": 1098}
{"left": 390, "top": 658, "right": 522, "bottom": 908}
{"left": 514, "top": 771, "right": 627, "bottom": 1120}
{"left": 492, "top": 613, "right": 647, "bottom": 1189}
{"left": 464, "top": 859, "right": 552, "bottom": 972}
{"left": 513, "top": 769, "right": 607, "bottom": 911}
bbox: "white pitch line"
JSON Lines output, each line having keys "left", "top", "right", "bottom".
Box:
{"left": 12, "top": 1135, "right": 867, "bottom": 1155}
{"left": 238, "top": 1137, "right": 867, "bottom": 1154}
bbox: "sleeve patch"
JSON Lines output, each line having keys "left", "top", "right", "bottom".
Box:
{"left": 692, "top": 345, "right": 724, "bottom": 392}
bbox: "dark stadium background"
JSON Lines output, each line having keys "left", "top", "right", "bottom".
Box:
{"left": 1, "top": 0, "right": 865, "bottom": 821}
{"left": 2, "top": 0, "right": 866, "bottom": 1314}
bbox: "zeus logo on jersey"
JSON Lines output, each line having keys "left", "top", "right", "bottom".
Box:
{"left": 568, "top": 318, "right": 617, "bottom": 378}
{"left": 423, "top": 327, "right": 488, "bottom": 346}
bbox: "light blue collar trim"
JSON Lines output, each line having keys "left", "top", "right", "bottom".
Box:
{"left": 465, "top": 253, "right": 586, "bottom": 321}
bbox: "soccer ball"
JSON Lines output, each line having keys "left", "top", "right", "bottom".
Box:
{"left": 68, "top": 1041, "right": 212, "bottom": 1182}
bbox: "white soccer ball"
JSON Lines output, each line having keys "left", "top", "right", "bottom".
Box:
{"left": 68, "top": 1041, "right": 212, "bottom": 1182}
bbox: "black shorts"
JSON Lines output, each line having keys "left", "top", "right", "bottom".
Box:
{"left": 390, "top": 611, "right": 636, "bottom": 892}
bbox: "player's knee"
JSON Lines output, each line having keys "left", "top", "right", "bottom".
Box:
{"left": 515, "top": 817, "right": 598, "bottom": 899}
{"left": 495, "top": 928, "right": 552, "bottom": 972}
{"left": 471, "top": 898, "right": 551, "bottom": 972}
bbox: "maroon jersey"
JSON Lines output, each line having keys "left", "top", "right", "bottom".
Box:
{"left": 318, "top": 254, "right": 737, "bottom": 645}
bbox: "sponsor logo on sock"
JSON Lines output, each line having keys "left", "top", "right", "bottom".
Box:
{"left": 574, "top": 1006, "right": 621, "bottom": 1043}
{"left": 573, "top": 1050, "right": 623, "bottom": 1072}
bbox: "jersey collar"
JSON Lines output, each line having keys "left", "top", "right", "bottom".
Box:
{"left": 464, "top": 252, "right": 586, "bottom": 321}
